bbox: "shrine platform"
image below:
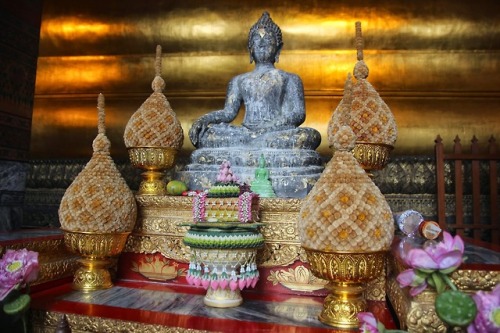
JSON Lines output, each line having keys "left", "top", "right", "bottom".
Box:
{"left": 2, "top": 194, "right": 498, "bottom": 332}
{"left": 30, "top": 280, "right": 396, "bottom": 332}
{"left": 2, "top": 228, "right": 398, "bottom": 332}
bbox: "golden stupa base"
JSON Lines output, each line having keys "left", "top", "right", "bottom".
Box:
{"left": 352, "top": 141, "right": 393, "bottom": 173}
{"left": 72, "top": 258, "right": 114, "bottom": 291}
{"left": 127, "top": 146, "right": 178, "bottom": 196}
{"left": 319, "top": 281, "right": 368, "bottom": 328}
{"left": 138, "top": 171, "right": 168, "bottom": 196}
{"left": 62, "top": 230, "right": 131, "bottom": 291}
{"left": 303, "top": 247, "right": 387, "bottom": 329}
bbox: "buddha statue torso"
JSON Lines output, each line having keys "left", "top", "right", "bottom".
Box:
{"left": 181, "top": 12, "right": 324, "bottom": 198}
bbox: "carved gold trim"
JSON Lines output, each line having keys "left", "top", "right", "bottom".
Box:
{"left": 36, "top": 254, "right": 79, "bottom": 285}
{"left": 1, "top": 238, "right": 66, "bottom": 254}
{"left": 366, "top": 274, "right": 387, "bottom": 302}
{"left": 32, "top": 310, "right": 213, "bottom": 333}
{"left": 135, "top": 195, "right": 194, "bottom": 209}
{"left": 450, "top": 269, "right": 500, "bottom": 291}
{"left": 127, "top": 196, "right": 307, "bottom": 266}
{"left": 125, "top": 234, "right": 189, "bottom": 263}
{"left": 267, "top": 265, "right": 328, "bottom": 292}
{"left": 387, "top": 276, "right": 448, "bottom": 332}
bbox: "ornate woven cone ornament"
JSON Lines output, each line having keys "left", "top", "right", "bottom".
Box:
{"left": 59, "top": 94, "right": 137, "bottom": 233}
{"left": 124, "top": 45, "right": 184, "bottom": 195}
{"left": 333, "top": 22, "right": 398, "bottom": 172}
{"left": 59, "top": 94, "right": 137, "bottom": 291}
{"left": 299, "top": 76, "right": 394, "bottom": 328}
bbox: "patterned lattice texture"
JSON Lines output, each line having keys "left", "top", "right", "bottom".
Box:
{"left": 123, "top": 46, "right": 184, "bottom": 149}
{"left": 329, "top": 61, "right": 397, "bottom": 147}
{"left": 59, "top": 94, "right": 137, "bottom": 233}
{"left": 299, "top": 125, "right": 394, "bottom": 252}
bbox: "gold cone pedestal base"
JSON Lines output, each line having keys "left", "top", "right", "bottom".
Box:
{"left": 73, "top": 258, "right": 114, "bottom": 291}
{"left": 352, "top": 142, "right": 393, "bottom": 173}
{"left": 304, "top": 248, "right": 386, "bottom": 329}
{"left": 128, "top": 147, "right": 178, "bottom": 195}
{"left": 63, "top": 230, "right": 131, "bottom": 291}
{"left": 138, "top": 171, "right": 168, "bottom": 196}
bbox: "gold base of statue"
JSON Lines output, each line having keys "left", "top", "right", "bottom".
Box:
{"left": 127, "top": 147, "right": 177, "bottom": 195}
{"left": 62, "top": 230, "right": 130, "bottom": 291}
{"left": 303, "top": 247, "right": 386, "bottom": 329}
{"left": 352, "top": 141, "right": 393, "bottom": 172}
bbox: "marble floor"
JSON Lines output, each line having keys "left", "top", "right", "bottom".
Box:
{"left": 31, "top": 280, "right": 396, "bottom": 332}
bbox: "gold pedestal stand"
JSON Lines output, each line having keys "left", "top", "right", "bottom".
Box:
{"left": 304, "top": 248, "right": 386, "bottom": 329}
{"left": 63, "top": 230, "right": 130, "bottom": 291}
{"left": 352, "top": 142, "right": 393, "bottom": 173}
{"left": 128, "top": 147, "right": 177, "bottom": 195}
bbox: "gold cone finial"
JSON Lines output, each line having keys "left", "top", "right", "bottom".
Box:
{"left": 355, "top": 21, "right": 364, "bottom": 61}
{"left": 152, "top": 45, "right": 166, "bottom": 93}
{"left": 97, "top": 93, "right": 105, "bottom": 135}
{"left": 155, "top": 45, "right": 162, "bottom": 77}
{"left": 354, "top": 22, "right": 369, "bottom": 80}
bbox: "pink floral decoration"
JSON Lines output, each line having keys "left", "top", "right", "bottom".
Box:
{"left": 358, "top": 312, "right": 380, "bottom": 333}
{"left": 192, "top": 192, "right": 207, "bottom": 222}
{"left": 468, "top": 284, "right": 500, "bottom": 333}
{"left": 238, "top": 191, "right": 256, "bottom": 223}
{"left": 397, "top": 231, "right": 465, "bottom": 296}
{"left": 406, "top": 231, "right": 464, "bottom": 274}
{"left": 0, "top": 249, "right": 39, "bottom": 301}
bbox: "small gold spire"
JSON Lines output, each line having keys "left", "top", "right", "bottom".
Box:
{"left": 155, "top": 45, "right": 162, "bottom": 77}
{"left": 97, "top": 93, "right": 105, "bottom": 135}
{"left": 355, "top": 21, "right": 364, "bottom": 61}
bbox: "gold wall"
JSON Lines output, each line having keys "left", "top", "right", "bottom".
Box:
{"left": 31, "top": 0, "right": 500, "bottom": 159}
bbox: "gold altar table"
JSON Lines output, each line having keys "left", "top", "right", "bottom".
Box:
{"left": 123, "top": 195, "right": 386, "bottom": 301}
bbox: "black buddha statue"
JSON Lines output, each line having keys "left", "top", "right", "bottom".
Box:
{"left": 182, "top": 12, "right": 324, "bottom": 198}
{"left": 189, "top": 12, "right": 321, "bottom": 151}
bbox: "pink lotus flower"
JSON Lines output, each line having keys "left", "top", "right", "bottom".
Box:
{"left": 404, "top": 231, "right": 464, "bottom": 274}
{"left": 396, "top": 268, "right": 429, "bottom": 296}
{"left": 397, "top": 232, "right": 465, "bottom": 296}
{"left": 0, "top": 249, "right": 39, "bottom": 301}
{"left": 468, "top": 284, "right": 500, "bottom": 333}
{"left": 358, "top": 312, "right": 380, "bottom": 333}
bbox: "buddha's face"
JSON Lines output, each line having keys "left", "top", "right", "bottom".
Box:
{"left": 249, "top": 28, "right": 279, "bottom": 63}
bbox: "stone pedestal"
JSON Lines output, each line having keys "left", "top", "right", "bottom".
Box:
{"left": 180, "top": 148, "right": 324, "bottom": 198}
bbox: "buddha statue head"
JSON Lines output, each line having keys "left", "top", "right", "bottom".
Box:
{"left": 247, "top": 11, "right": 283, "bottom": 64}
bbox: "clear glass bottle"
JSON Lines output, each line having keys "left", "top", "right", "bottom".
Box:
{"left": 394, "top": 210, "right": 442, "bottom": 240}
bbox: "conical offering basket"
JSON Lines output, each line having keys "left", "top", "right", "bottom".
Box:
{"left": 304, "top": 248, "right": 386, "bottom": 329}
